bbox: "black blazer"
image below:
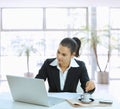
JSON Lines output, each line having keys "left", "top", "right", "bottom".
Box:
{"left": 35, "top": 58, "right": 94, "bottom": 93}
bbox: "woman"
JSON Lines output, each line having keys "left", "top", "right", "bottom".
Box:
{"left": 35, "top": 37, "right": 95, "bottom": 93}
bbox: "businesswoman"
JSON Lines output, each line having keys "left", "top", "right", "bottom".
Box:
{"left": 35, "top": 37, "right": 95, "bottom": 93}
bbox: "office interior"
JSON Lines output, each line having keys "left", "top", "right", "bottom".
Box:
{"left": 0, "top": 0, "right": 120, "bottom": 102}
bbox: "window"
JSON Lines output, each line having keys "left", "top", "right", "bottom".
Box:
{"left": 46, "top": 8, "right": 87, "bottom": 29}
{"left": 110, "top": 8, "right": 120, "bottom": 29}
{"left": 2, "top": 8, "right": 43, "bottom": 30}
{"left": 0, "top": 7, "right": 120, "bottom": 80}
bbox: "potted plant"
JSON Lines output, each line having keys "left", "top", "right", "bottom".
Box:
{"left": 11, "top": 37, "right": 38, "bottom": 77}
{"left": 89, "top": 29, "right": 112, "bottom": 84}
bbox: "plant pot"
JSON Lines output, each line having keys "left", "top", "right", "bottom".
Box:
{"left": 96, "top": 71, "right": 109, "bottom": 84}
{"left": 24, "top": 72, "right": 34, "bottom": 78}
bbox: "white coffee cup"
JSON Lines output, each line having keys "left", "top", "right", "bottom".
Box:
{"left": 81, "top": 93, "right": 90, "bottom": 102}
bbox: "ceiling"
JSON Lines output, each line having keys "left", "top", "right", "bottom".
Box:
{"left": 0, "top": 0, "right": 120, "bottom": 8}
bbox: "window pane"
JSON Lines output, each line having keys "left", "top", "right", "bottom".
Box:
{"left": 111, "top": 30, "right": 120, "bottom": 54}
{"left": 110, "top": 30, "right": 120, "bottom": 78}
{"left": 110, "top": 8, "right": 120, "bottom": 29}
{"left": 97, "top": 7, "right": 109, "bottom": 30}
{"left": 1, "top": 31, "right": 45, "bottom": 79}
{"left": 97, "top": 31, "right": 110, "bottom": 55}
{"left": 2, "top": 8, "right": 43, "bottom": 30}
{"left": 1, "top": 32, "right": 45, "bottom": 56}
{"left": 69, "top": 8, "right": 87, "bottom": 29}
{"left": 46, "top": 8, "right": 87, "bottom": 29}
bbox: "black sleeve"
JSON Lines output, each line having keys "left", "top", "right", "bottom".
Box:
{"left": 35, "top": 59, "right": 49, "bottom": 81}
{"left": 79, "top": 61, "right": 95, "bottom": 94}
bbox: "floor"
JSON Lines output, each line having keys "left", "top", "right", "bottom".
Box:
{"left": 0, "top": 80, "right": 120, "bottom": 102}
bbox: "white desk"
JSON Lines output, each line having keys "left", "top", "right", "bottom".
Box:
{"left": 0, "top": 92, "right": 120, "bottom": 109}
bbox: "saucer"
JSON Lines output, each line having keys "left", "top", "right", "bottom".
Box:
{"left": 79, "top": 98, "right": 94, "bottom": 104}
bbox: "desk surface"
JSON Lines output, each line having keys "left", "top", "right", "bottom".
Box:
{"left": 0, "top": 92, "right": 120, "bottom": 109}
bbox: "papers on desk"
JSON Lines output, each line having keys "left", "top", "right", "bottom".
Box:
{"left": 48, "top": 92, "right": 113, "bottom": 108}
{"left": 66, "top": 98, "right": 113, "bottom": 107}
{"left": 48, "top": 92, "right": 81, "bottom": 99}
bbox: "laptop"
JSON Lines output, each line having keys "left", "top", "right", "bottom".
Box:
{"left": 6, "top": 75, "right": 64, "bottom": 107}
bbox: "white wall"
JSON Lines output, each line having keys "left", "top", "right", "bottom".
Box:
{"left": 0, "top": 0, "right": 120, "bottom": 8}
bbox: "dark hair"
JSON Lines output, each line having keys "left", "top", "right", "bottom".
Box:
{"left": 60, "top": 37, "right": 77, "bottom": 54}
{"left": 72, "top": 37, "right": 81, "bottom": 57}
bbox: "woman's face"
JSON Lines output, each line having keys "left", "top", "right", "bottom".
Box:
{"left": 57, "top": 44, "right": 75, "bottom": 67}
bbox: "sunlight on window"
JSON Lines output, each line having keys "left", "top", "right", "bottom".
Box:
{"left": 110, "top": 8, "right": 120, "bottom": 29}
{"left": 2, "top": 8, "right": 43, "bottom": 30}
{"left": 97, "top": 7, "right": 109, "bottom": 30}
{"left": 46, "top": 8, "right": 87, "bottom": 29}
{"left": 0, "top": 7, "right": 120, "bottom": 80}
